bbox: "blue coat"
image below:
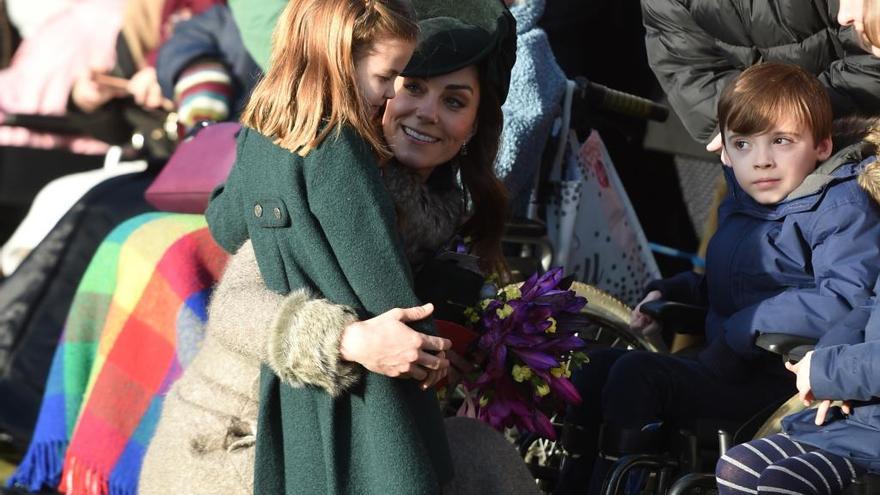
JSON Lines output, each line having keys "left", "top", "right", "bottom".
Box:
{"left": 652, "top": 145, "right": 880, "bottom": 380}
{"left": 783, "top": 275, "right": 880, "bottom": 472}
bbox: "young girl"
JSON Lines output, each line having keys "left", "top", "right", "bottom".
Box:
{"left": 205, "top": 0, "right": 455, "bottom": 492}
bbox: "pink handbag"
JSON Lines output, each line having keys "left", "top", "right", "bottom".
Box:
{"left": 144, "top": 122, "right": 240, "bottom": 213}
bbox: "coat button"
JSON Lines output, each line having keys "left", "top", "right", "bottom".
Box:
{"left": 273, "top": 207, "right": 282, "bottom": 220}
{"left": 254, "top": 204, "right": 263, "bottom": 218}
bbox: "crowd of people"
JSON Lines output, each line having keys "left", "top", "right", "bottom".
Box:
{"left": 1, "top": 0, "right": 880, "bottom": 494}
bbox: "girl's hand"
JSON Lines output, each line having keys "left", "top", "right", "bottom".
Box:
{"left": 339, "top": 303, "right": 452, "bottom": 381}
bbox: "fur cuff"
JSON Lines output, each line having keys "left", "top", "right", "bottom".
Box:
{"left": 267, "top": 290, "right": 362, "bottom": 396}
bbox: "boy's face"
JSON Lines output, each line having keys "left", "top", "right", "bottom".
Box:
{"left": 723, "top": 115, "right": 832, "bottom": 205}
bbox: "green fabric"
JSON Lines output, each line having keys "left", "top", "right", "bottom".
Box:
{"left": 228, "top": 0, "right": 285, "bottom": 70}
{"left": 206, "top": 127, "right": 453, "bottom": 494}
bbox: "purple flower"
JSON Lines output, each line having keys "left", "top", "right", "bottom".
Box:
{"left": 461, "top": 267, "right": 591, "bottom": 439}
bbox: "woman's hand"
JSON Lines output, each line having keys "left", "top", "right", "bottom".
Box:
{"left": 339, "top": 303, "right": 452, "bottom": 382}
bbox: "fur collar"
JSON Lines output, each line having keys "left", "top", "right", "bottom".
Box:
{"left": 382, "top": 163, "right": 465, "bottom": 268}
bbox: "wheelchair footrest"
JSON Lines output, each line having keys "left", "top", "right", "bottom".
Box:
{"left": 598, "top": 423, "right": 666, "bottom": 457}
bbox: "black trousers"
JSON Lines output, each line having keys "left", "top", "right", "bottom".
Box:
{"left": 556, "top": 347, "right": 796, "bottom": 494}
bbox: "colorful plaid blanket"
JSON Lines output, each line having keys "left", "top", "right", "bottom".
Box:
{"left": 9, "top": 212, "right": 229, "bottom": 495}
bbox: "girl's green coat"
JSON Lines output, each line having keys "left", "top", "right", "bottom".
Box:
{"left": 206, "top": 126, "right": 453, "bottom": 494}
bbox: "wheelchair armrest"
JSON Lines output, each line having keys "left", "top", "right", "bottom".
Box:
{"left": 639, "top": 300, "right": 707, "bottom": 334}
{"left": 755, "top": 333, "right": 818, "bottom": 363}
{"left": 504, "top": 217, "right": 547, "bottom": 238}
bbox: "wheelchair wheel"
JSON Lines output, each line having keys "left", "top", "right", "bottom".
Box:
{"left": 570, "top": 282, "right": 664, "bottom": 353}
{"left": 519, "top": 283, "right": 659, "bottom": 492}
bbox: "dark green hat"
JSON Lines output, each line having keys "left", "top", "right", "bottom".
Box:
{"left": 403, "top": 0, "right": 517, "bottom": 103}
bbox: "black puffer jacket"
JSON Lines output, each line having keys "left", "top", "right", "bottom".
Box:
{"left": 643, "top": 0, "right": 880, "bottom": 143}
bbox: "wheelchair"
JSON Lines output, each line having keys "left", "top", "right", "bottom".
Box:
{"left": 572, "top": 305, "right": 880, "bottom": 495}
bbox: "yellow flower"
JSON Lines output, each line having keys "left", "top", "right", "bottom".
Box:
{"left": 463, "top": 307, "right": 480, "bottom": 324}
{"left": 551, "top": 363, "right": 571, "bottom": 378}
{"left": 502, "top": 285, "right": 521, "bottom": 300}
{"left": 535, "top": 381, "right": 550, "bottom": 397}
{"left": 545, "top": 317, "right": 557, "bottom": 334}
{"left": 479, "top": 395, "right": 490, "bottom": 407}
{"left": 496, "top": 304, "right": 514, "bottom": 319}
{"left": 512, "top": 364, "right": 533, "bottom": 382}
{"left": 479, "top": 298, "right": 492, "bottom": 310}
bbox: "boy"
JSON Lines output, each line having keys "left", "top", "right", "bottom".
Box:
{"left": 558, "top": 62, "right": 880, "bottom": 494}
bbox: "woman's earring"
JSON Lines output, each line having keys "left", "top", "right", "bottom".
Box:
{"left": 460, "top": 141, "right": 469, "bottom": 156}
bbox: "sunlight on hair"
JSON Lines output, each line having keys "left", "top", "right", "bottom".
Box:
{"left": 241, "top": 0, "right": 417, "bottom": 158}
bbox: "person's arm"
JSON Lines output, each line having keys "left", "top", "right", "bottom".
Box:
{"left": 228, "top": 0, "right": 285, "bottom": 71}
{"left": 810, "top": 339, "right": 880, "bottom": 401}
{"left": 644, "top": 270, "right": 707, "bottom": 305}
{"left": 641, "top": 0, "right": 741, "bottom": 143}
{"left": 209, "top": 241, "right": 450, "bottom": 396}
{"left": 207, "top": 241, "right": 363, "bottom": 396}
{"left": 722, "top": 200, "right": 880, "bottom": 356}
{"left": 205, "top": 135, "right": 249, "bottom": 254}
{"left": 156, "top": 6, "right": 231, "bottom": 100}
{"left": 817, "top": 25, "right": 880, "bottom": 119}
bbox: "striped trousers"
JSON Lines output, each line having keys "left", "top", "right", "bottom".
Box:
{"left": 715, "top": 433, "right": 864, "bottom": 495}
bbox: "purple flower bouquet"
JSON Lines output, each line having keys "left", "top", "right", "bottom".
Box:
{"left": 457, "top": 267, "right": 590, "bottom": 440}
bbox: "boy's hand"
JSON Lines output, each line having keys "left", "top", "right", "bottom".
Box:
{"left": 631, "top": 290, "right": 662, "bottom": 331}
{"left": 785, "top": 350, "right": 814, "bottom": 405}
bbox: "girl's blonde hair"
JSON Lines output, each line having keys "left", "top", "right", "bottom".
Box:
{"left": 241, "top": 0, "right": 418, "bottom": 157}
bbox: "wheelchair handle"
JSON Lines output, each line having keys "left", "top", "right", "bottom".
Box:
{"left": 574, "top": 77, "right": 669, "bottom": 123}
{"left": 755, "top": 333, "right": 818, "bottom": 363}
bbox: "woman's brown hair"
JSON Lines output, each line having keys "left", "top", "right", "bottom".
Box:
{"left": 241, "top": 0, "right": 417, "bottom": 157}
{"left": 457, "top": 64, "right": 510, "bottom": 277}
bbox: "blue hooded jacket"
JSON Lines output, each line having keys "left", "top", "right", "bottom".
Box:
{"left": 782, "top": 273, "right": 880, "bottom": 472}
{"left": 651, "top": 140, "right": 880, "bottom": 381}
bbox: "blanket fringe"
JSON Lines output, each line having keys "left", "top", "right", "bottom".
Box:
{"left": 6, "top": 439, "right": 67, "bottom": 491}
{"left": 58, "top": 455, "right": 137, "bottom": 495}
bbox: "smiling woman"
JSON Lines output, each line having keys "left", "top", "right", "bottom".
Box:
{"left": 383, "top": 66, "right": 481, "bottom": 179}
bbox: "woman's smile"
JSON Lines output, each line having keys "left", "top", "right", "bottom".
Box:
{"left": 401, "top": 125, "right": 440, "bottom": 143}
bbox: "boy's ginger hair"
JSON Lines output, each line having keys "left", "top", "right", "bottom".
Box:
{"left": 718, "top": 63, "right": 832, "bottom": 146}
{"left": 241, "top": 0, "right": 417, "bottom": 158}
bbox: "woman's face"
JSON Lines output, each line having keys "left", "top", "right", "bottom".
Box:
{"left": 382, "top": 65, "right": 480, "bottom": 179}
{"left": 838, "top": 0, "right": 880, "bottom": 56}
